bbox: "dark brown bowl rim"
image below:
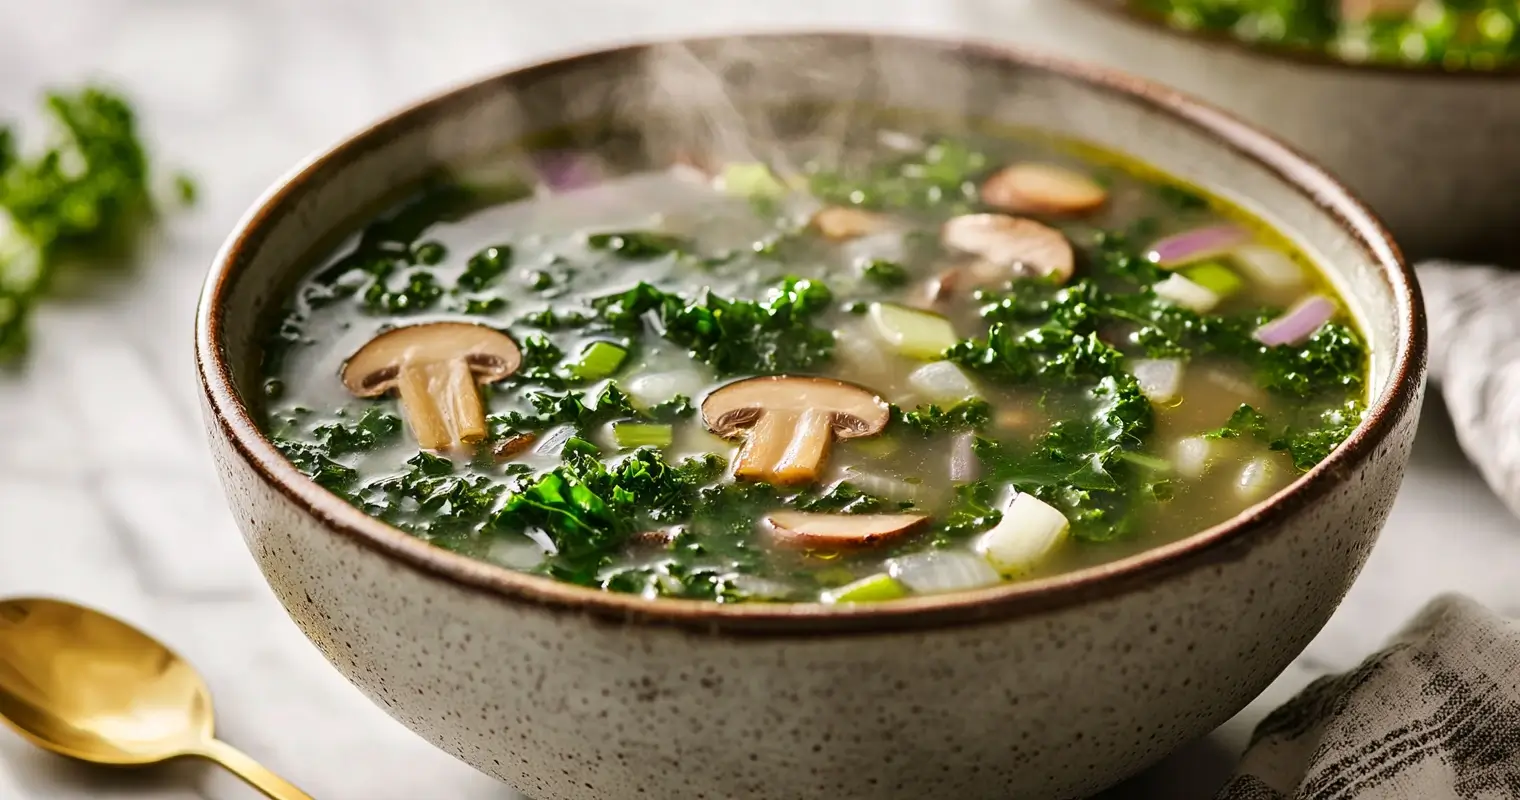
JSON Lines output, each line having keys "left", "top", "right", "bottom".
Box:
{"left": 1081, "top": 0, "right": 1520, "bottom": 79}
{"left": 195, "top": 31, "right": 1425, "bottom": 637}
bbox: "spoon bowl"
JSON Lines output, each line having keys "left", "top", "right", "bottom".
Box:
{"left": 0, "top": 597, "right": 310, "bottom": 799}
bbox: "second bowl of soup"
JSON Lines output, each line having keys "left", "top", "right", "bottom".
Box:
{"left": 197, "top": 34, "right": 1424, "bottom": 800}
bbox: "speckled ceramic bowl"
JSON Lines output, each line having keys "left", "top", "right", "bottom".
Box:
{"left": 1024, "top": 1, "right": 1520, "bottom": 261}
{"left": 195, "top": 33, "right": 1426, "bottom": 800}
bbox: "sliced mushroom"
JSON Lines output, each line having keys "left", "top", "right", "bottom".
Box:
{"left": 980, "top": 163, "right": 1107, "bottom": 216}
{"left": 342, "top": 322, "right": 520, "bottom": 451}
{"left": 811, "top": 206, "right": 891, "bottom": 241}
{"left": 493, "top": 432, "right": 538, "bottom": 461}
{"left": 766, "top": 511, "right": 928, "bottom": 548}
{"left": 702, "top": 376, "right": 889, "bottom": 485}
{"left": 941, "top": 213, "right": 1075, "bottom": 286}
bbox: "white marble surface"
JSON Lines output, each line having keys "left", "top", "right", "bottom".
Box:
{"left": 0, "top": 2, "right": 1516, "bottom": 798}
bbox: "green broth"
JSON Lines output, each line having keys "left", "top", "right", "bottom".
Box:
{"left": 260, "top": 121, "right": 1369, "bottom": 604}
{"left": 1129, "top": 0, "right": 1520, "bottom": 69}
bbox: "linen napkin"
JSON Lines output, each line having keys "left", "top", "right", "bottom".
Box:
{"left": 1215, "top": 261, "right": 1520, "bottom": 799}
{"left": 1217, "top": 595, "right": 1520, "bottom": 800}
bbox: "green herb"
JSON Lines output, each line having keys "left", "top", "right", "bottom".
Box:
{"left": 1271, "top": 400, "right": 1365, "bottom": 471}
{"left": 587, "top": 231, "right": 685, "bottom": 260}
{"left": 807, "top": 138, "right": 986, "bottom": 212}
{"left": 1206, "top": 404, "right": 1268, "bottom": 441}
{"left": 458, "top": 244, "right": 510, "bottom": 291}
{"left": 896, "top": 399, "right": 991, "bottom": 436}
{"left": 314, "top": 407, "right": 402, "bottom": 457}
{"left": 0, "top": 86, "right": 176, "bottom": 362}
{"left": 860, "top": 258, "right": 909, "bottom": 287}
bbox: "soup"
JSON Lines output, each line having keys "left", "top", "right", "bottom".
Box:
{"left": 1127, "top": 0, "right": 1520, "bottom": 68}
{"left": 260, "top": 123, "right": 1368, "bottom": 604}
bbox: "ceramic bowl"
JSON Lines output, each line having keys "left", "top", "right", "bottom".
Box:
{"left": 195, "top": 33, "right": 1426, "bottom": 800}
{"left": 1022, "top": 1, "right": 1520, "bottom": 261}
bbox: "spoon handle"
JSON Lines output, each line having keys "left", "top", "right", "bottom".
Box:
{"left": 194, "top": 739, "right": 315, "bottom": 800}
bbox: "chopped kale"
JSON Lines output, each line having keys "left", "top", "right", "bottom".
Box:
{"left": 586, "top": 230, "right": 685, "bottom": 260}
{"left": 0, "top": 86, "right": 177, "bottom": 362}
{"left": 859, "top": 258, "right": 909, "bottom": 287}
{"left": 807, "top": 138, "right": 986, "bottom": 212}
{"left": 1206, "top": 404, "right": 1269, "bottom": 441}
{"left": 457, "top": 244, "right": 511, "bottom": 291}
{"left": 896, "top": 399, "right": 991, "bottom": 436}
{"left": 1271, "top": 400, "right": 1365, "bottom": 471}
{"left": 314, "top": 407, "right": 402, "bottom": 457}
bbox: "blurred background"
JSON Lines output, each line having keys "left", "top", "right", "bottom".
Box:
{"left": 2, "top": 2, "right": 1518, "bottom": 798}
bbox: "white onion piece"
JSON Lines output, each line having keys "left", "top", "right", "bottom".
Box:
{"left": 976, "top": 493, "right": 1070, "bottom": 576}
{"left": 1173, "top": 436, "right": 1213, "bottom": 479}
{"left": 1147, "top": 225, "right": 1251, "bottom": 268}
{"left": 842, "top": 231, "right": 909, "bottom": 265}
{"left": 908, "top": 361, "right": 980, "bottom": 405}
{"left": 877, "top": 129, "right": 924, "bottom": 152}
{"left": 1254, "top": 295, "right": 1336, "bottom": 346}
{"left": 625, "top": 370, "right": 706, "bottom": 408}
{"left": 832, "top": 327, "right": 894, "bottom": 384}
{"left": 840, "top": 468, "right": 924, "bottom": 504}
{"left": 533, "top": 426, "right": 574, "bottom": 456}
{"left": 487, "top": 535, "right": 551, "bottom": 569}
{"left": 950, "top": 431, "right": 979, "bottom": 484}
{"left": 1232, "top": 245, "right": 1304, "bottom": 290}
{"left": 522, "top": 528, "right": 559, "bottom": 556}
{"left": 730, "top": 574, "right": 797, "bottom": 600}
{"left": 1237, "top": 457, "right": 1277, "bottom": 501}
{"left": 1154, "top": 273, "right": 1222, "bottom": 313}
{"left": 887, "top": 550, "right": 1001, "bottom": 595}
{"left": 1130, "top": 358, "right": 1184, "bottom": 404}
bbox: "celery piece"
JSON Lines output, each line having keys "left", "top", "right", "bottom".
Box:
{"left": 571, "top": 341, "right": 628, "bottom": 380}
{"left": 613, "top": 422, "right": 673, "bottom": 449}
{"left": 821, "top": 573, "right": 907, "bottom": 604}
{"left": 1182, "top": 261, "right": 1244, "bottom": 298}
{"left": 868, "top": 303, "right": 958, "bottom": 360}
{"left": 1118, "top": 450, "right": 1172, "bottom": 472}
{"left": 719, "top": 162, "right": 786, "bottom": 199}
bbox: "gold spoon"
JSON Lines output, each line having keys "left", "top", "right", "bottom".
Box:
{"left": 0, "top": 597, "right": 313, "bottom": 799}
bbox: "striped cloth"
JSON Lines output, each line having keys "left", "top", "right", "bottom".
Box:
{"left": 1218, "top": 595, "right": 1520, "bottom": 799}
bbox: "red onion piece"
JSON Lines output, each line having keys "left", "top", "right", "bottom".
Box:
{"left": 950, "top": 431, "right": 979, "bottom": 484}
{"left": 1254, "top": 294, "right": 1336, "bottom": 346}
{"left": 1146, "top": 225, "right": 1252, "bottom": 268}
{"left": 531, "top": 149, "right": 603, "bottom": 192}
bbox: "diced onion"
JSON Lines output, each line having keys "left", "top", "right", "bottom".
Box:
{"left": 1130, "top": 358, "right": 1184, "bottom": 404}
{"left": 908, "top": 361, "right": 980, "bottom": 405}
{"left": 840, "top": 468, "right": 924, "bottom": 504}
{"left": 877, "top": 129, "right": 924, "bottom": 152}
{"left": 1147, "top": 225, "right": 1251, "bottom": 268}
{"left": 950, "top": 431, "right": 979, "bottom": 484}
{"left": 1173, "top": 436, "right": 1213, "bottom": 479}
{"left": 486, "top": 535, "right": 550, "bottom": 569}
{"left": 1237, "top": 457, "right": 1276, "bottom": 501}
{"left": 975, "top": 493, "right": 1070, "bottom": 576}
{"left": 1232, "top": 245, "right": 1304, "bottom": 290}
{"left": 1153, "top": 273, "right": 1222, "bottom": 313}
{"left": 730, "top": 574, "right": 797, "bottom": 600}
{"left": 522, "top": 528, "right": 558, "bottom": 556}
{"left": 625, "top": 370, "right": 706, "bottom": 408}
{"left": 531, "top": 149, "right": 603, "bottom": 192}
{"left": 1254, "top": 295, "right": 1336, "bottom": 346}
{"left": 887, "top": 550, "right": 1001, "bottom": 595}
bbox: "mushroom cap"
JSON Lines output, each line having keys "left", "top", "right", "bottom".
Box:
{"left": 701, "top": 375, "right": 889, "bottom": 439}
{"left": 766, "top": 511, "right": 928, "bottom": 548}
{"left": 940, "top": 213, "right": 1075, "bottom": 284}
{"left": 341, "top": 321, "right": 522, "bottom": 397}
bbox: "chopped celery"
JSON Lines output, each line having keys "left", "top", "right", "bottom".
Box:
{"left": 1182, "top": 261, "right": 1243, "bottom": 298}
{"left": 571, "top": 341, "right": 628, "bottom": 380}
{"left": 868, "top": 303, "right": 957, "bottom": 360}
{"left": 719, "top": 162, "right": 786, "bottom": 199}
{"left": 821, "top": 573, "right": 907, "bottom": 604}
{"left": 613, "top": 422, "right": 673, "bottom": 449}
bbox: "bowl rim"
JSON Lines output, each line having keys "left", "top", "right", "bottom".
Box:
{"left": 196, "top": 31, "right": 1425, "bottom": 637}
{"left": 1079, "top": 0, "right": 1520, "bottom": 79}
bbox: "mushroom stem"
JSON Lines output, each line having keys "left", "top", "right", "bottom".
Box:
{"left": 443, "top": 358, "right": 488, "bottom": 445}
{"left": 771, "top": 409, "right": 835, "bottom": 484}
{"left": 733, "top": 411, "right": 798, "bottom": 481}
{"left": 396, "top": 364, "right": 452, "bottom": 450}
